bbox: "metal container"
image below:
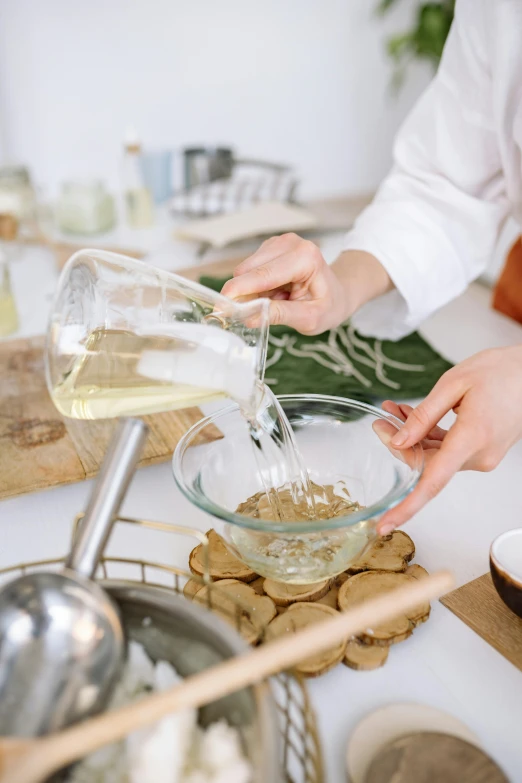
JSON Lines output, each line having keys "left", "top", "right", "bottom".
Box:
{"left": 183, "top": 147, "right": 235, "bottom": 189}
{"left": 100, "top": 580, "right": 281, "bottom": 783}
{"left": 0, "top": 517, "right": 323, "bottom": 782}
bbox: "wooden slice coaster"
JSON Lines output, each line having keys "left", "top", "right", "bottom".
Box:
{"left": 343, "top": 638, "right": 389, "bottom": 671}
{"left": 263, "top": 578, "right": 331, "bottom": 607}
{"left": 347, "top": 531, "right": 415, "bottom": 574}
{"left": 189, "top": 529, "right": 258, "bottom": 582}
{"left": 194, "top": 578, "right": 276, "bottom": 644}
{"left": 265, "top": 602, "right": 347, "bottom": 677}
{"left": 184, "top": 529, "right": 431, "bottom": 675}
{"left": 317, "top": 585, "right": 341, "bottom": 610}
{"left": 346, "top": 704, "right": 482, "bottom": 783}
{"left": 317, "top": 573, "right": 349, "bottom": 610}
{"left": 338, "top": 571, "right": 429, "bottom": 646}
{"left": 183, "top": 578, "right": 204, "bottom": 600}
{"left": 249, "top": 576, "right": 267, "bottom": 595}
{"left": 406, "top": 563, "right": 429, "bottom": 580}
{"left": 365, "top": 732, "right": 508, "bottom": 783}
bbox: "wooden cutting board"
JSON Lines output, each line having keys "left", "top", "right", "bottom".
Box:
{"left": 178, "top": 256, "right": 243, "bottom": 282}
{"left": 0, "top": 335, "right": 219, "bottom": 500}
{"left": 440, "top": 573, "right": 522, "bottom": 672}
{"left": 0, "top": 256, "right": 242, "bottom": 501}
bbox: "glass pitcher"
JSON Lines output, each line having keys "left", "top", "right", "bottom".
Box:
{"left": 46, "top": 250, "right": 269, "bottom": 420}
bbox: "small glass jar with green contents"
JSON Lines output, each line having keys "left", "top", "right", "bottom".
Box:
{"left": 0, "top": 166, "right": 36, "bottom": 225}
{"left": 56, "top": 180, "right": 116, "bottom": 235}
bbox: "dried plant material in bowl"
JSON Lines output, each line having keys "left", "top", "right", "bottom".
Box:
{"left": 189, "top": 529, "right": 258, "bottom": 582}
{"left": 263, "top": 578, "right": 331, "bottom": 607}
{"left": 347, "top": 531, "right": 415, "bottom": 574}
{"left": 338, "top": 571, "right": 430, "bottom": 646}
{"left": 194, "top": 578, "right": 276, "bottom": 644}
{"left": 343, "top": 638, "right": 389, "bottom": 671}
{"left": 236, "top": 483, "right": 362, "bottom": 522}
{"left": 265, "top": 602, "right": 347, "bottom": 676}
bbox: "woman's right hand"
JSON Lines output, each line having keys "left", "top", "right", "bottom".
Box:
{"left": 221, "top": 233, "right": 393, "bottom": 335}
{"left": 221, "top": 233, "right": 349, "bottom": 335}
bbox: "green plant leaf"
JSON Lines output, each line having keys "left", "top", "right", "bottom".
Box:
{"left": 387, "top": 32, "right": 415, "bottom": 62}
{"left": 377, "top": 0, "right": 454, "bottom": 86}
{"left": 377, "top": 0, "right": 404, "bottom": 14}
{"left": 413, "top": 3, "right": 453, "bottom": 60}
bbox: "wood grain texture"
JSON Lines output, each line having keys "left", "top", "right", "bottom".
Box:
{"left": 176, "top": 256, "right": 244, "bottom": 282}
{"left": 0, "top": 255, "right": 250, "bottom": 499}
{"left": 22, "top": 235, "right": 144, "bottom": 271}
{"left": 0, "top": 335, "right": 219, "bottom": 500}
{"left": 365, "top": 732, "right": 508, "bottom": 783}
{"left": 440, "top": 573, "right": 522, "bottom": 672}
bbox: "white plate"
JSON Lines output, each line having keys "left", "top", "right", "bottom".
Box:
{"left": 346, "top": 702, "right": 481, "bottom": 783}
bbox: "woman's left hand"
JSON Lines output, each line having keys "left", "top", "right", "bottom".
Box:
{"left": 375, "top": 345, "right": 522, "bottom": 535}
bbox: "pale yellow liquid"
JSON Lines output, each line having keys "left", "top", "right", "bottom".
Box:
{"left": 0, "top": 291, "right": 19, "bottom": 337}
{"left": 51, "top": 328, "right": 226, "bottom": 420}
{"left": 50, "top": 326, "right": 323, "bottom": 527}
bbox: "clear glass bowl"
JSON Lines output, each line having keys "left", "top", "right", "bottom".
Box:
{"left": 173, "top": 395, "right": 423, "bottom": 584}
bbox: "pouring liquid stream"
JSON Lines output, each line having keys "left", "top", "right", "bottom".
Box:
{"left": 50, "top": 325, "right": 324, "bottom": 522}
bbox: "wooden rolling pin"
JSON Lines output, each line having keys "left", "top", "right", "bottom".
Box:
{"left": 0, "top": 570, "right": 453, "bottom": 783}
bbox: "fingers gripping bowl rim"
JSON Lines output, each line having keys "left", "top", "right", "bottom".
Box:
{"left": 172, "top": 394, "right": 424, "bottom": 535}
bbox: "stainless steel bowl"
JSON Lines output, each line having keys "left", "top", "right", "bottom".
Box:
{"left": 64, "top": 580, "right": 281, "bottom": 782}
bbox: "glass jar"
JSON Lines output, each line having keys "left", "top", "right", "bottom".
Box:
{"left": 0, "top": 246, "right": 19, "bottom": 338}
{"left": 0, "top": 166, "right": 36, "bottom": 224}
{"left": 56, "top": 181, "right": 116, "bottom": 235}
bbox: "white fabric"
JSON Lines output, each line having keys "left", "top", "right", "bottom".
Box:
{"left": 344, "top": 0, "right": 522, "bottom": 340}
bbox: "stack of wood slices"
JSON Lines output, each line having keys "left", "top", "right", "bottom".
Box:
{"left": 185, "top": 529, "right": 430, "bottom": 677}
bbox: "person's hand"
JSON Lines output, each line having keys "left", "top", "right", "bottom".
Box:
{"left": 375, "top": 345, "right": 522, "bottom": 535}
{"left": 221, "top": 234, "right": 393, "bottom": 336}
{"left": 221, "top": 233, "right": 348, "bottom": 335}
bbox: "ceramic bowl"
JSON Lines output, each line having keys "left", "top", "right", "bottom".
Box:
{"left": 490, "top": 528, "right": 522, "bottom": 618}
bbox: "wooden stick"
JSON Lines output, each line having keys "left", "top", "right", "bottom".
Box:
{"left": 2, "top": 570, "right": 453, "bottom": 783}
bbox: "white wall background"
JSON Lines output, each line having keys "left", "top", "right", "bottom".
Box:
{"left": 0, "top": 0, "right": 431, "bottom": 200}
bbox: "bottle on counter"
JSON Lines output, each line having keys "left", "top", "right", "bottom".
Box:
{"left": 0, "top": 214, "right": 19, "bottom": 338}
{"left": 122, "top": 128, "right": 154, "bottom": 228}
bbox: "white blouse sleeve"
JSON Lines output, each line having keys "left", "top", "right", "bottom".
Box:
{"left": 344, "top": 0, "right": 510, "bottom": 341}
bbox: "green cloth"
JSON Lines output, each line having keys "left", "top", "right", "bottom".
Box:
{"left": 201, "top": 276, "right": 453, "bottom": 404}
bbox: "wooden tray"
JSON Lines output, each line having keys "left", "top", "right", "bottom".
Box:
{"left": 0, "top": 256, "right": 245, "bottom": 501}
{"left": 0, "top": 335, "right": 219, "bottom": 500}
{"left": 440, "top": 573, "right": 522, "bottom": 672}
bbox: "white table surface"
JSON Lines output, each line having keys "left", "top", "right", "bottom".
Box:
{"left": 1, "top": 244, "right": 522, "bottom": 782}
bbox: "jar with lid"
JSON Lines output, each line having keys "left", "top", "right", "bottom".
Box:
{"left": 0, "top": 166, "right": 36, "bottom": 225}
{"left": 56, "top": 180, "right": 116, "bottom": 235}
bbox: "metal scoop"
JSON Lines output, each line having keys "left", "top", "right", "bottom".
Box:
{"left": 0, "top": 417, "right": 148, "bottom": 737}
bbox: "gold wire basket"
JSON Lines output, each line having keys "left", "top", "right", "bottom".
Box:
{"left": 0, "top": 514, "right": 324, "bottom": 783}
